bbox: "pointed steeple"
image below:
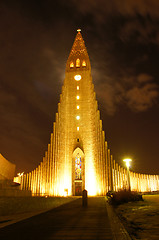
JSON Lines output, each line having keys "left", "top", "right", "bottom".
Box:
{"left": 69, "top": 29, "right": 88, "bottom": 58}
{"left": 66, "top": 29, "right": 91, "bottom": 72}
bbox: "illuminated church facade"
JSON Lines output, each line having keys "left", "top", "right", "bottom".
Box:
{"left": 15, "top": 30, "right": 159, "bottom": 196}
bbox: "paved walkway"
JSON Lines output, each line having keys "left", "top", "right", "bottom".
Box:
{"left": 0, "top": 197, "right": 130, "bottom": 240}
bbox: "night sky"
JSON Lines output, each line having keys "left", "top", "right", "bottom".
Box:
{"left": 0, "top": 0, "right": 159, "bottom": 175}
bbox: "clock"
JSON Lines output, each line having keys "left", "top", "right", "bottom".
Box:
{"left": 74, "top": 75, "right": 81, "bottom": 81}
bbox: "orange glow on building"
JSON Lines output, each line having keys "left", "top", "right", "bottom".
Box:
{"left": 14, "top": 30, "right": 159, "bottom": 196}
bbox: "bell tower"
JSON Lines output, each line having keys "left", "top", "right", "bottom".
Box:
{"left": 60, "top": 29, "right": 104, "bottom": 196}
{"left": 18, "top": 30, "right": 107, "bottom": 196}
{"left": 64, "top": 29, "right": 95, "bottom": 195}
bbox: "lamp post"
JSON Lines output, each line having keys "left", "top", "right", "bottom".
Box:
{"left": 123, "top": 158, "right": 132, "bottom": 191}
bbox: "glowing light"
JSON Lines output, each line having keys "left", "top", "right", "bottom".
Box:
{"left": 77, "top": 127, "right": 79, "bottom": 131}
{"left": 85, "top": 154, "right": 97, "bottom": 196}
{"left": 76, "top": 59, "right": 80, "bottom": 67}
{"left": 77, "top": 105, "right": 80, "bottom": 109}
{"left": 98, "top": 188, "right": 101, "bottom": 194}
{"left": 82, "top": 60, "right": 86, "bottom": 67}
{"left": 70, "top": 62, "right": 74, "bottom": 68}
{"left": 64, "top": 189, "right": 68, "bottom": 197}
{"left": 77, "top": 86, "right": 79, "bottom": 90}
{"left": 17, "top": 172, "right": 24, "bottom": 177}
{"left": 74, "top": 75, "right": 81, "bottom": 81}
{"left": 86, "top": 167, "right": 97, "bottom": 196}
{"left": 76, "top": 116, "right": 80, "bottom": 120}
{"left": 76, "top": 96, "right": 80, "bottom": 100}
{"left": 123, "top": 158, "right": 132, "bottom": 191}
{"left": 123, "top": 158, "right": 132, "bottom": 168}
{"left": 77, "top": 29, "right": 81, "bottom": 32}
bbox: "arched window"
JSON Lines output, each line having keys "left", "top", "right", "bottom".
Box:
{"left": 76, "top": 58, "right": 80, "bottom": 67}
{"left": 82, "top": 60, "right": 86, "bottom": 67}
{"left": 70, "top": 62, "right": 74, "bottom": 68}
{"left": 75, "top": 155, "right": 82, "bottom": 179}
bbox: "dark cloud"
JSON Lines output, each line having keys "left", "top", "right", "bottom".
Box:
{"left": 96, "top": 80, "right": 123, "bottom": 116}
{"left": 70, "top": 0, "right": 159, "bottom": 19}
{"left": 137, "top": 73, "right": 153, "bottom": 83}
{"left": 70, "top": 0, "right": 159, "bottom": 46}
{"left": 96, "top": 73, "right": 158, "bottom": 115}
{"left": 119, "top": 17, "right": 159, "bottom": 45}
{"left": 125, "top": 75, "right": 158, "bottom": 112}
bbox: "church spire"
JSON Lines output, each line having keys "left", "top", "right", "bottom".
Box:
{"left": 66, "top": 30, "right": 90, "bottom": 72}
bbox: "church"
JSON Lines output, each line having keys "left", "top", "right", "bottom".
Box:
{"left": 15, "top": 30, "right": 159, "bottom": 196}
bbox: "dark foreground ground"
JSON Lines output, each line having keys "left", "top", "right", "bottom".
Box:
{"left": 0, "top": 197, "right": 115, "bottom": 240}
{"left": 0, "top": 197, "right": 130, "bottom": 240}
{"left": 115, "top": 194, "right": 159, "bottom": 240}
{"left": 1, "top": 195, "right": 158, "bottom": 240}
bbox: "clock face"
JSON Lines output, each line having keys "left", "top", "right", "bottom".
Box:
{"left": 74, "top": 75, "right": 81, "bottom": 81}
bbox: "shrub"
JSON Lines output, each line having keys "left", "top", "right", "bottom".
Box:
{"left": 107, "top": 190, "right": 143, "bottom": 205}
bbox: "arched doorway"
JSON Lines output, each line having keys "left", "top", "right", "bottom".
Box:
{"left": 72, "top": 148, "right": 85, "bottom": 196}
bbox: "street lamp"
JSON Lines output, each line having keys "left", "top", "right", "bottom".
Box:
{"left": 123, "top": 158, "right": 132, "bottom": 191}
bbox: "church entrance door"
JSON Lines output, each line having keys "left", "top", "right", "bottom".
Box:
{"left": 75, "top": 181, "right": 82, "bottom": 196}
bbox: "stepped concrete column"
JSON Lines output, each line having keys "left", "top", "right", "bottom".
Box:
{"left": 118, "top": 165, "right": 121, "bottom": 190}
{"left": 110, "top": 155, "right": 114, "bottom": 191}
{"left": 113, "top": 160, "right": 116, "bottom": 191}
{"left": 105, "top": 141, "right": 108, "bottom": 193}
{"left": 28, "top": 172, "right": 31, "bottom": 191}
{"left": 107, "top": 149, "right": 111, "bottom": 191}
{"left": 120, "top": 167, "right": 123, "bottom": 189}
{"left": 115, "top": 163, "right": 119, "bottom": 191}
{"left": 123, "top": 168, "right": 126, "bottom": 189}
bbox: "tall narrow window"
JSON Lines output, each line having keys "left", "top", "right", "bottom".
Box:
{"left": 76, "top": 58, "right": 80, "bottom": 67}
{"left": 75, "top": 155, "right": 82, "bottom": 179}
{"left": 82, "top": 60, "right": 86, "bottom": 67}
{"left": 70, "top": 62, "right": 74, "bottom": 68}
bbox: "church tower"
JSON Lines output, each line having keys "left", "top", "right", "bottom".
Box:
{"left": 56, "top": 29, "right": 107, "bottom": 196}
{"left": 18, "top": 30, "right": 109, "bottom": 196}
